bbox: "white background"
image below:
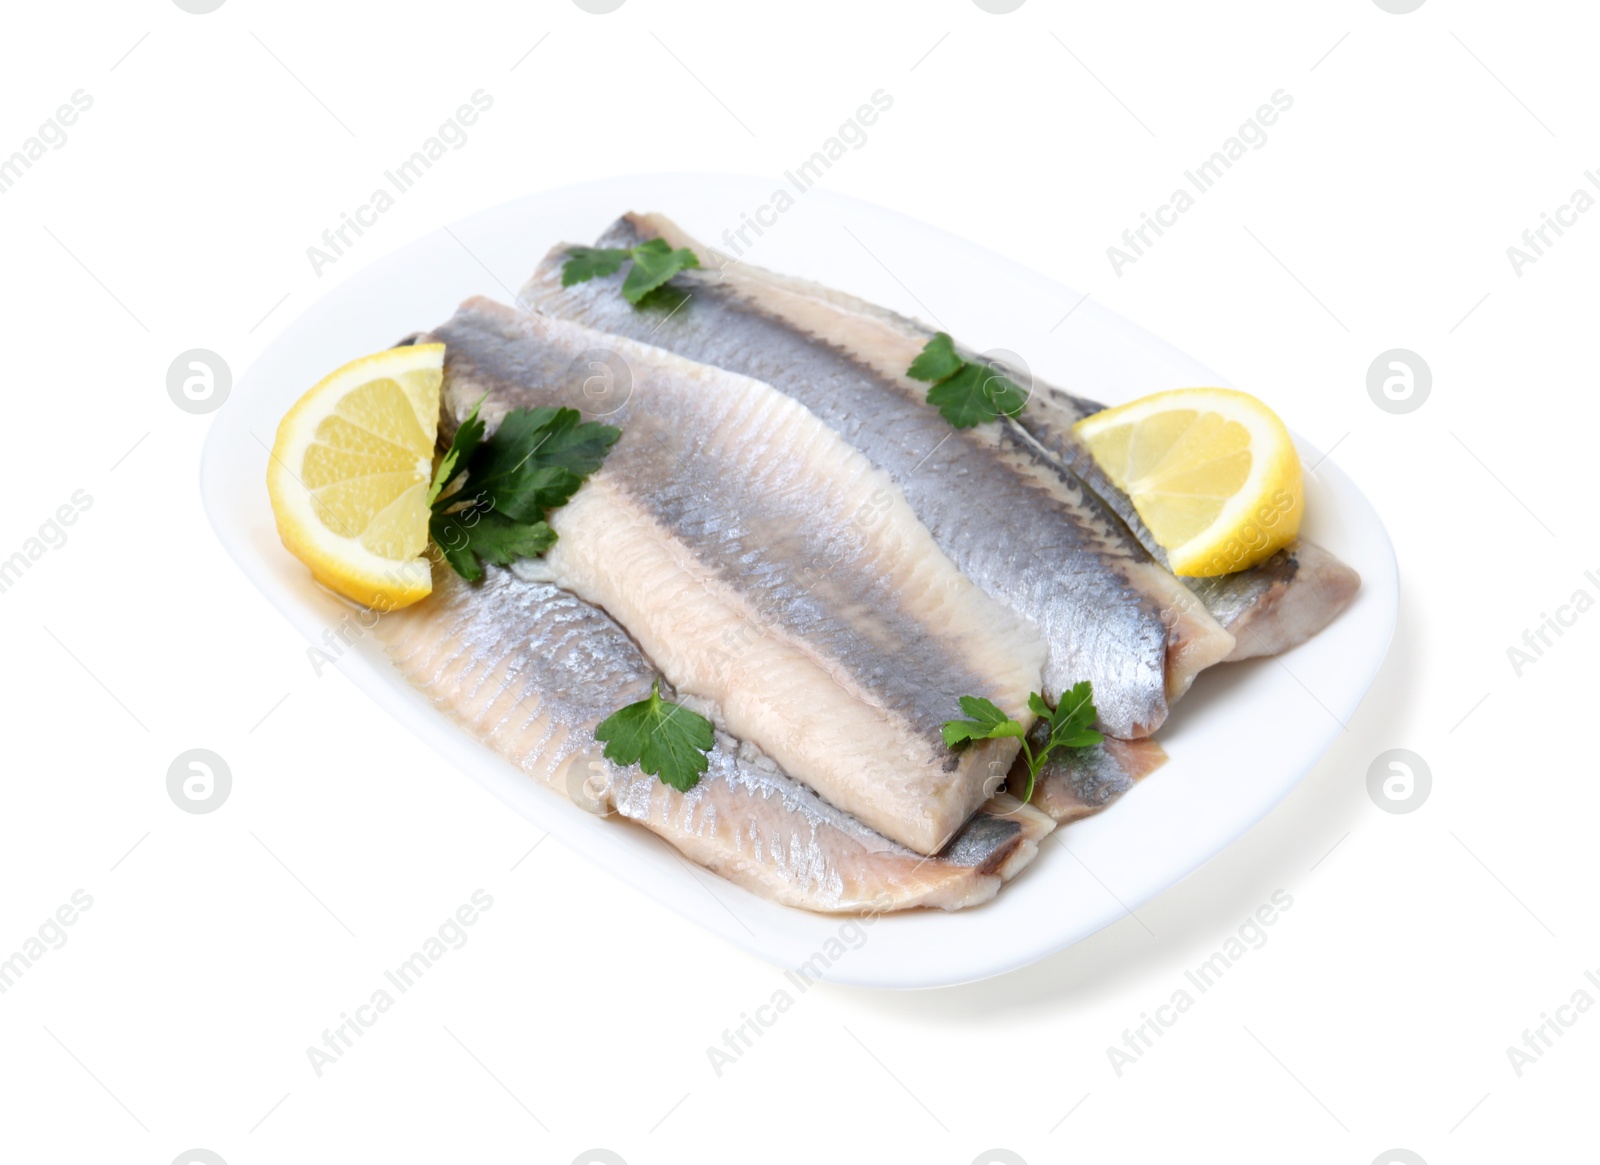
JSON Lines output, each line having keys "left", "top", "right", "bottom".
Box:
{"left": 0, "top": 1, "right": 1593, "bottom": 1163}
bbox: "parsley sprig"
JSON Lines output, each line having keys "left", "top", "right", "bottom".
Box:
{"left": 428, "top": 398, "right": 620, "bottom": 581}
{"left": 941, "top": 681, "right": 1104, "bottom": 804}
{"left": 562, "top": 238, "right": 701, "bottom": 305}
{"left": 906, "top": 332, "right": 1029, "bottom": 429}
{"left": 594, "top": 681, "right": 716, "bottom": 792}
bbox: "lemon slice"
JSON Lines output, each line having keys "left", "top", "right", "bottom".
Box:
{"left": 266, "top": 344, "right": 444, "bottom": 608}
{"left": 1073, "top": 387, "right": 1303, "bottom": 578}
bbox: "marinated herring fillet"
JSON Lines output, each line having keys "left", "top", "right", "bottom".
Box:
{"left": 1010, "top": 389, "right": 1359, "bottom": 661}
{"left": 422, "top": 299, "right": 1047, "bottom": 855}
{"left": 376, "top": 567, "right": 1055, "bottom": 912}
{"left": 523, "top": 216, "right": 1235, "bottom": 739}
{"left": 577, "top": 211, "right": 1357, "bottom": 663}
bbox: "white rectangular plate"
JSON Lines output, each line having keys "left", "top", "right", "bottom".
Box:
{"left": 201, "top": 175, "right": 1397, "bottom": 989}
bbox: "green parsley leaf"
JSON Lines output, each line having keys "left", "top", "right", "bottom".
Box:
{"left": 633, "top": 283, "right": 693, "bottom": 314}
{"left": 905, "top": 331, "right": 964, "bottom": 383}
{"left": 924, "top": 362, "right": 1029, "bottom": 429}
{"left": 594, "top": 680, "right": 716, "bottom": 792}
{"left": 940, "top": 720, "right": 990, "bottom": 748}
{"left": 906, "top": 332, "right": 1030, "bottom": 429}
{"left": 561, "top": 246, "right": 631, "bottom": 287}
{"left": 940, "top": 681, "right": 1103, "bottom": 805}
{"left": 428, "top": 404, "right": 620, "bottom": 581}
{"left": 465, "top": 407, "right": 620, "bottom": 521}
{"left": 562, "top": 239, "right": 701, "bottom": 306}
{"left": 621, "top": 237, "right": 700, "bottom": 304}
{"left": 507, "top": 406, "right": 622, "bottom": 479}
{"left": 429, "top": 396, "right": 486, "bottom": 506}
{"left": 940, "top": 695, "right": 1026, "bottom": 749}
{"left": 432, "top": 507, "right": 557, "bottom": 582}
{"left": 1046, "top": 680, "right": 1105, "bottom": 751}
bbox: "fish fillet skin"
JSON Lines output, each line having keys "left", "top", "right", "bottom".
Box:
{"left": 1022, "top": 735, "right": 1168, "bottom": 825}
{"left": 422, "top": 299, "right": 1046, "bottom": 855}
{"left": 522, "top": 216, "right": 1235, "bottom": 738}
{"left": 375, "top": 566, "right": 1055, "bottom": 913}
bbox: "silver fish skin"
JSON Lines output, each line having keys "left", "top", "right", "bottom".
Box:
{"left": 422, "top": 298, "right": 1046, "bottom": 855}
{"left": 375, "top": 567, "right": 1055, "bottom": 913}
{"left": 522, "top": 217, "right": 1236, "bottom": 739}
{"left": 1007, "top": 388, "right": 1360, "bottom": 661}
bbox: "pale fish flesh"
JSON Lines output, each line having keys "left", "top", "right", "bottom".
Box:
{"left": 422, "top": 299, "right": 1047, "bottom": 855}
{"left": 522, "top": 215, "right": 1237, "bottom": 739}
{"left": 375, "top": 565, "right": 1055, "bottom": 912}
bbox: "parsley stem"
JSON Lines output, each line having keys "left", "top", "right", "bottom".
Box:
{"left": 1015, "top": 738, "right": 1041, "bottom": 805}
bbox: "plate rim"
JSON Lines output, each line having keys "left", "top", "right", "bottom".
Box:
{"left": 199, "top": 173, "right": 1400, "bottom": 989}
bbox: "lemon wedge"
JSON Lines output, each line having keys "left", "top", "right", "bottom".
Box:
{"left": 266, "top": 344, "right": 444, "bottom": 608}
{"left": 1073, "top": 387, "right": 1303, "bottom": 578}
